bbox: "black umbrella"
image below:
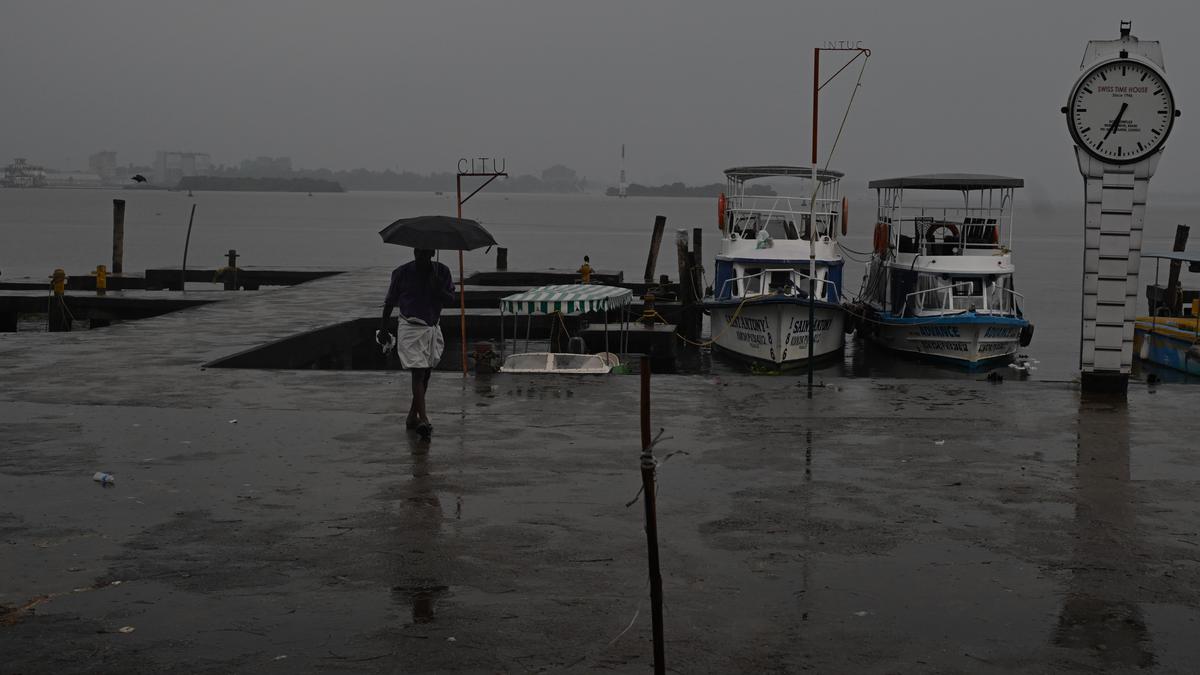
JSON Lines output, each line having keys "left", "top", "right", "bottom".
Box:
{"left": 378, "top": 215, "right": 496, "bottom": 251}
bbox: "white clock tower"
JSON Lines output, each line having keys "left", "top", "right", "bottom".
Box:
{"left": 1064, "top": 21, "right": 1180, "bottom": 393}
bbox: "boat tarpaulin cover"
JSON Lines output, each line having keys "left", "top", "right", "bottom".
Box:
{"left": 501, "top": 284, "right": 633, "bottom": 315}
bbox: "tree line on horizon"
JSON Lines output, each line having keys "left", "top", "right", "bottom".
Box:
{"left": 210, "top": 157, "right": 591, "bottom": 193}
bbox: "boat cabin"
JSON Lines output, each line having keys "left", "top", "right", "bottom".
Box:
{"left": 711, "top": 166, "right": 846, "bottom": 306}
{"left": 864, "top": 174, "right": 1024, "bottom": 318}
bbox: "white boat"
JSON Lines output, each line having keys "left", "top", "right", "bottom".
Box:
{"left": 848, "top": 174, "right": 1032, "bottom": 368}
{"left": 498, "top": 284, "right": 632, "bottom": 374}
{"left": 703, "top": 166, "right": 848, "bottom": 369}
{"left": 500, "top": 352, "right": 619, "bottom": 374}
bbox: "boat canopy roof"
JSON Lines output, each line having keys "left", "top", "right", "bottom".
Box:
{"left": 868, "top": 173, "right": 1024, "bottom": 191}
{"left": 501, "top": 284, "right": 633, "bottom": 315}
{"left": 1143, "top": 251, "right": 1200, "bottom": 264}
{"left": 724, "top": 165, "right": 844, "bottom": 182}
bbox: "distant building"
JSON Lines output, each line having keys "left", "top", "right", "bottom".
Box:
{"left": 154, "top": 151, "right": 213, "bottom": 185}
{"left": 43, "top": 172, "right": 104, "bottom": 188}
{"left": 2, "top": 158, "right": 47, "bottom": 188}
{"left": 88, "top": 151, "right": 118, "bottom": 181}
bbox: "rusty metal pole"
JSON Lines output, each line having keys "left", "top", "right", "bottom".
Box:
{"left": 457, "top": 173, "right": 467, "bottom": 376}
{"left": 807, "top": 48, "right": 820, "bottom": 397}
{"left": 639, "top": 355, "right": 665, "bottom": 675}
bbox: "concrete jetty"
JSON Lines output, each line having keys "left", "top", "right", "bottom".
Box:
{"left": 2, "top": 268, "right": 1199, "bottom": 672}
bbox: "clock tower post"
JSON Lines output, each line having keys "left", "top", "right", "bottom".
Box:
{"left": 1064, "top": 21, "right": 1180, "bottom": 394}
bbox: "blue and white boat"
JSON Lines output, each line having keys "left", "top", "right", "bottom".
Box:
{"left": 703, "top": 166, "right": 847, "bottom": 369}
{"left": 849, "top": 174, "right": 1032, "bottom": 367}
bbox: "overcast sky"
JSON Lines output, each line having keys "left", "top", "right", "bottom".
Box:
{"left": 4, "top": 1, "right": 1200, "bottom": 196}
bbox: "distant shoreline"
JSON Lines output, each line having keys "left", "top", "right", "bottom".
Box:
{"left": 177, "top": 176, "right": 344, "bottom": 193}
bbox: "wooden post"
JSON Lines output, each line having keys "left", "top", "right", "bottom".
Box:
{"left": 1166, "top": 224, "right": 1190, "bottom": 314}
{"left": 496, "top": 246, "right": 508, "bottom": 271}
{"left": 225, "top": 249, "right": 238, "bottom": 291}
{"left": 676, "top": 230, "right": 700, "bottom": 340}
{"left": 644, "top": 215, "right": 667, "bottom": 284}
{"left": 181, "top": 204, "right": 197, "bottom": 292}
{"left": 674, "top": 230, "right": 692, "bottom": 306}
{"left": 112, "top": 199, "right": 126, "bottom": 275}
{"left": 639, "top": 355, "right": 666, "bottom": 675}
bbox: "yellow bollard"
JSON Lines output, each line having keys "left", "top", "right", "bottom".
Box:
{"left": 94, "top": 264, "right": 107, "bottom": 296}
{"left": 51, "top": 268, "right": 67, "bottom": 296}
{"left": 1192, "top": 298, "right": 1199, "bottom": 319}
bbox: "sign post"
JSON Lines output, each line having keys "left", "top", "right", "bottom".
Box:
{"left": 457, "top": 158, "right": 508, "bottom": 375}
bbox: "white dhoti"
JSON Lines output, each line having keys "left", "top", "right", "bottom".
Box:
{"left": 395, "top": 316, "right": 445, "bottom": 369}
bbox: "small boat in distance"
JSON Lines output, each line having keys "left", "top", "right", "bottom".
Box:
{"left": 702, "top": 166, "right": 847, "bottom": 369}
{"left": 1135, "top": 250, "right": 1200, "bottom": 376}
{"left": 847, "top": 174, "right": 1032, "bottom": 367}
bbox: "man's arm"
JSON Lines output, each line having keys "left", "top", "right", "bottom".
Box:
{"left": 381, "top": 269, "right": 400, "bottom": 333}
{"left": 437, "top": 264, "right": 457, "bottom": 305}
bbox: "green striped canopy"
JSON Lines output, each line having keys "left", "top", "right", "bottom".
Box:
{"left": 501, "top": 284, "right": 633, "bottom": 315}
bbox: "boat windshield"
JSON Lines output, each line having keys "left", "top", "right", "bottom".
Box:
{"left": 913, "top": 273, "right": 1015, "bottom": 314}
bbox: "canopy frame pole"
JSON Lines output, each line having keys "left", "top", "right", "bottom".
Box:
{"left": 604, "top": 307, "right": 610, "bottom": 358}
{"left": 526, "top": 312, "right": 532, "bottom": 353}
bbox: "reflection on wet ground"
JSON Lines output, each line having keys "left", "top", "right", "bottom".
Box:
{"left": 1055, "top": 394, "right": 1153, "bottom": 667}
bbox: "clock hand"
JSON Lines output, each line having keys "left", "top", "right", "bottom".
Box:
{"left": 1103, "top": 102, "right": 1129, "bottom": 139}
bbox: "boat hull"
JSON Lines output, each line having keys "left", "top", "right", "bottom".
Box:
{"left": 860, "top": 314, "right": 1025, "bottom": 368}
{"left": 1135, "top": 319, "right": 1200, "bottom": 376}
{"left": 707, "top": 299, "right": 844, "bottom": 369}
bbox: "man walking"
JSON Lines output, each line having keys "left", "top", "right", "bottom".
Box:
{"left": 380, "top": 248, "right": 456, "bottom": 438}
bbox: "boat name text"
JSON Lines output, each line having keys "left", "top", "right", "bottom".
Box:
{"left": 918, "top": 325, "right": 960, "bottom": 338}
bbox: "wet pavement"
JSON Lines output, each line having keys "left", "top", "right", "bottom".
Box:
{"left": 2, "top": 269, "right": 1199, "bottom": 673}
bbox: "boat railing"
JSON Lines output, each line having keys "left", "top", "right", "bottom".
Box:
{"left": 720, "top": 267, "right": 836, "bottom": 301}
{"left": 904, "top": 282, "right": 1024, "bottom": 316}
{"left": 728, "top": 194, "right": 841, "bottom": 240}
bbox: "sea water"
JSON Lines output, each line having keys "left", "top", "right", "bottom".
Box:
{"left": 1, "top": 187, "right": 1195, "bottom": 381}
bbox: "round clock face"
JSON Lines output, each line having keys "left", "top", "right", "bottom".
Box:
{"left": 1068, "top": 58, "right": 1175, "bottom": 164}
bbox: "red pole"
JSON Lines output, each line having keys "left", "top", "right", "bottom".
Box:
{"left": 812, "top": 47, "right": 820, "bottom": 165}
{"left": 457, "top": 174, "right": 467, "bottom": 376}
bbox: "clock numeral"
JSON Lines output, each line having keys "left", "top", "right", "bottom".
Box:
{"left": 1121, "top": 66, "right": 1126, "bottom": 76}
{"left": 1096, "top": 141, "right": 1104, "bottom": 150}
{"left": 1099, "top": 71, "right": 1107, "bottom": 81}
{"left": 1137, "top": 142, "right": 1144, "bottom": 151}
{"left": 1152, "top": 129, "right": 1161, "bottom": 136}
{"left": 1082, "top": 86, "right": 1092, "bottom": 94}
{"left": 1141, "top": 72, "right": 1149, "bottom": 82}
{"left": 1153, "top": 89, "right": 1162, "bottom": 95}
{"left": 1080, "top": 126, "right": 1091, "bottom": 134}
{"left": 1159, "top": 110, "right": 1168, "bottom": 115}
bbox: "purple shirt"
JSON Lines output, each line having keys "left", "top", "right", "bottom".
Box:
{"left": 385, "top": 261, "right": 456, "bottom": 325}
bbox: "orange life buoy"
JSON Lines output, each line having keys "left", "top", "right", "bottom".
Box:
{"left": 926, "top": 221, "right": 959, "bottom": 242}
{"left": 841, "top": 196, "right": 849, "bottom": 236}
{"left": 717, "top": 192, "right": 727, "bottom": 231}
